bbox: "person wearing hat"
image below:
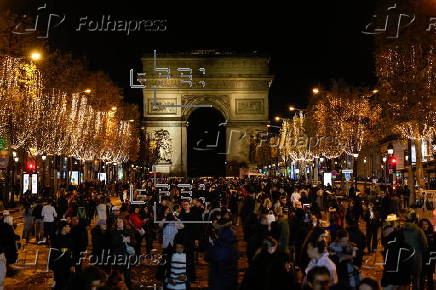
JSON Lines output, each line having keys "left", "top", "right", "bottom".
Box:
{"left": 380, "top": 213, "right": 412, "bottom": 289}
{"left": 398, "top": 209, "right": 428, "bottom": 290}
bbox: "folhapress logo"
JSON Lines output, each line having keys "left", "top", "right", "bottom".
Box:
{"left": 76, "top": 16, "right": 167, "bottom": 35}
{"left": 12, "top": 3, "right": 65, "bottom": 38}
{"left": 362, "top": 3, "right": 436, "bottom": 38}
{"left": 12, "top": 3, "right": 167, "bottom": 38}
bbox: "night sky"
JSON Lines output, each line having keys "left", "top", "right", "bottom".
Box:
{"left": 6, "top": 0, "right": 377, "bottom": 118}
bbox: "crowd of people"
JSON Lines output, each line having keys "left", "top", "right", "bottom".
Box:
{"left": 0, "top": 178, "right": 434, "bottom": 290}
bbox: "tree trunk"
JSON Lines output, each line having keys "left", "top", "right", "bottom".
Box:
{"left": 415, "top": 139, "right": 425, "bottom": 188}
{"left": 408, "top": 165, "right": 416, "bottom": 205}
{"left": 314, "top": 158, "right": 319, "bottom": 184}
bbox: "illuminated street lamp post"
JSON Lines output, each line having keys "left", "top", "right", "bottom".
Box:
{"left": 352, "top": 153, "right": 359, "bottom": 187}
{"left": 382, "top": 156, "right": 387, "bottom": 187}
{"left": 41, "top": 154, "right": 47, "bottom": 188}
{"left": 386, "top": 144, "right": 396, "bottom": 186}
{"left": 30, "top": 51, "right": 42, "bottom": 61}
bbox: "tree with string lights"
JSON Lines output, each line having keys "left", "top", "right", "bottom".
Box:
{"left": 375, "top": 0, "right": 435, "bottom": 201}
{"left": 307, "top": 81, "right": 381, "bottom": 186}
{"left": 279, "top": 112, "right": 314, "bottom": 181}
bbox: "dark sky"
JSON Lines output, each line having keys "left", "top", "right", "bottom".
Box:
{"left": 7, "top": 0, "right": 377, "bottom": 118}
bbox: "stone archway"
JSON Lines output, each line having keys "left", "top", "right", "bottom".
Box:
{"left": 142, "top": 52, "right": 272, "bottom": 177}
{"left": 186, "top": 107, "right": 226, "bottom": 177}
{"left": 181, "top": 95, "right": 231, "bottom": 121}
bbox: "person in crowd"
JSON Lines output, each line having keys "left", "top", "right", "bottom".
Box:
{"left": 272, "top": 213, "right": 290, "bottom": 253}
{"left": 398, "top": 209, "right": 428, "bottom": 290}
{"left": 364, "top": 202, "right": 381, "bottom": 254}
{"left": 142, "top": 206, "right": 155, "bottom": 254}
{"left": 160, "top": 240, "right": 195, "bottom": 290}
{"left": 96, "top": 198, "right": 108, "bottom": 222}
{"left": 205, "top": 217, "right": 239, "bottom": 290}
{"left": 418, "top": 218, "right": 435, "bottom": 290}
{"left": 246, "top": 213, "right": 269, "bottom": 264}
{"left": 305, "top": 240, "right": 338, "bottom": 287}
{"left": 329, "top": 229, "right": 361, "bottom": 289}
{"left": 177, "top": 200, "right": 201, "bottom": 281}
{"left": 51, "top": 221, "right": 75, "bottom": 290}
{"left": 128, "top": 206, "right": 146, "bottom": 255}
{"left": 400, "top": 185, "right": 410, "bottom": 209}
{"left": 107, "top": 205, "right": 120, "bottom": 229}
{"left": 22, "top": 203, "right": 34, "bottom": 243}
{"left": 0, "top": 215, "right": 19, "bottom": 278}
{"left": 240, "top": 190, "right": 255, "bottom": 224}
{"left": 91, "top": 219, "right": 111, "bottom": 267}
{"left": 42, "top": 200, "right": 57, "bottom": 244}
{"left": 160, "top": 208, "right": 184, "bottom": 254}
{"left": 291, "top": 189, "right": 302, "bottom": 206}
{"left": 303, "top": 266, "right": 331, "bottom": 290}
{"left": 358, "top": 278, "right": 380, "bottom": 290}
{"left": 264, "top": 252, "right": 298, "bottom": 290}
{"left": 70, "top": 216, "right": 88, "bottom": 272}
{"left": 240, "top": 237, "right": 279, "bottom": 290}
{"left": 345, "top": 223, "right": 366, "bottom": 269}
{"left": 299, "top": 227, "right": 328, "bottom": 270}
{"left": 380, "top": 214, "right": 412, "bottom": 290}
{"left": 32, "top": 200, "right": 44, "bottom": 244}
{"left": 110, "top": 217, "right": 132, "bottom": 288}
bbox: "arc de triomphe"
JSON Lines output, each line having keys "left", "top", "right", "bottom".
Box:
{"left": 142, "top": 52, "right": 272, "bottom": 176}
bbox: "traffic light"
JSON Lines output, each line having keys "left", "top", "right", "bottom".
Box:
{"left": 25, "top": 162, "right": 36, "bottom": 173}
{"left": 387, "top": 156, "right": 396, "bottom": 174}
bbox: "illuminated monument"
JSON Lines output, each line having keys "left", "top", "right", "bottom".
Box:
{"left": 142, "top": 51, "right": 272, "bottom": 176}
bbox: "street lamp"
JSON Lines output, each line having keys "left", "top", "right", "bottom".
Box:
{"left": 352, "top": 153, "right": 359, "bottom": 186}
{"left": 14, "top": 157, "right": 19, "bottom": 163}
{"left": 289, "top": 106, "right": 295, "bottom": 111}
{"left": 387, "top": 143, "right": 394, "bottom": 155}
{"left": 12, "top": 151, "right": 17, "bottom": 158}
{"left": 382, "top": 156, "right": 387, "bottom": 163}
{"left": 30, "top": 51, "right": 42, "bottom": 61}
{"left": 41, "top": 154, "right": 47, "bottom": 188}
{"left": 274, "top": 116, "right": 281, "bottom": 122}
{"left": 84, "top": 89, "right": 92, "bottom": 94}
{"left": 312, "top": 87, "right": 320, "bottom": 94}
